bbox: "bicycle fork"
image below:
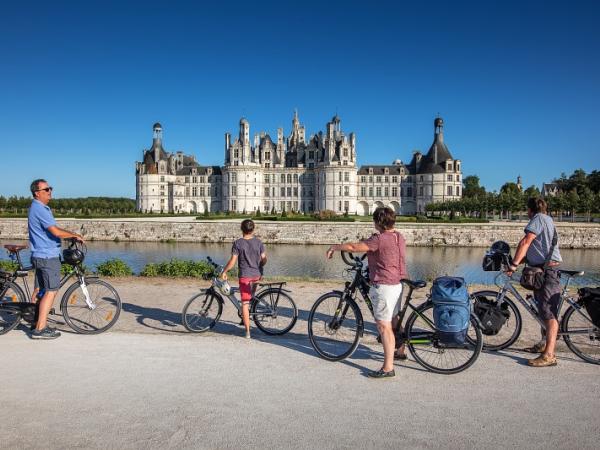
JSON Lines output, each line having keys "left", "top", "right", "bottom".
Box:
{"left": 79, "top": 278, "right": 96, "bottom": 310}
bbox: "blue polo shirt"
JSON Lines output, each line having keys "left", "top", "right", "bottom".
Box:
{"left": 28, "top": 199, "right": 61, "bottom": 258}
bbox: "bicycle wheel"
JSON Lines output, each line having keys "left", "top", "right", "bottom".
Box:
{"left": 0, "top": 281, "right": 25, "bottom": 335}
{"left": 472, "top": 290, "right": 522, "bottom": 351}
{"left": 562, "top": 305, "right": 600, "bottom": 365}
{"left": 308, "top": 292, "right": 363, "bottom": 361}
{"left": 251, "top": 289, "right": 298, "bottom": 335}
{"left": 61, "top": 279, "right": 122, "bottom": 334}
{"left": 182, "top": 290, "right": 223, "bottom": 332}
{"left": 405, "top": 302, "right": 483, "bottom": 374}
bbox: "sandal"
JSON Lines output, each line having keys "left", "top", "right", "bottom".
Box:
{"left": 523, "top": 342, "right": 546, "bottom": 353}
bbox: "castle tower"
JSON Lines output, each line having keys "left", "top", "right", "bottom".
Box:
{"left": 240, "top": 118, "right": 250, "bottom": 163}
{"left": 152, "top": 122, "right": 163, "bottom": 162}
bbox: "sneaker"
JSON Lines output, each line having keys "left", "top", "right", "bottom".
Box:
{"left": 245, "top": 330, "right": 251, "bottom": 339}
{"left": 30, "top": 327, "right": 61, "bottom": 340}
{"left": 367, "top": 368, "right": 395, "bottom": 379}
{"left": 527, "top": 354, "right": 557, "bottom": 367}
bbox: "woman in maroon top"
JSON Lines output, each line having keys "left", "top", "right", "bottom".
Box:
{"left": 326, "top": 207, "right": 407, "bottom": 378}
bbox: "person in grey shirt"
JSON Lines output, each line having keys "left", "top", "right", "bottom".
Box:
{"left": 507, "top": 197, "right": 562, "bottom": 367}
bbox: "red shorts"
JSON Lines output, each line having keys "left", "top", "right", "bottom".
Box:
{"left": 239, "top": 276, "right": 260, "bottom": 302}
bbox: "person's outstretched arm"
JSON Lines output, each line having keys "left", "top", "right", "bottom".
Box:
{"left": 326, "top": 241, "right": 369, "bottom": 259}
{"left": 221, "top": 254, "right": 238, "bottom": 280}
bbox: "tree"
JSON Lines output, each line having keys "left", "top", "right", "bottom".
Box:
{"left": 523, "top": 185, "right": 541, "bottom": 199}
{"left": 578, "top": 187, "right": 594, "bottom": 221}
{"left": 462, "top": 175, "right": 486, "bottom": 198}
{"left": 565, "top": 190, "right": 580, "bottom": 222}
{"left": 500, "top": 182, "right": 521, "bottom": 196}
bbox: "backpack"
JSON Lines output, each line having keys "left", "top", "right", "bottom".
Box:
{"left": 579, "top": 287, "right": 600, "bottom": 328}
{"left": 473, "top": 296, "right": 510, "bottom": 336}
{"left": 431, "top": 277, "right": 471, "bottom": 346}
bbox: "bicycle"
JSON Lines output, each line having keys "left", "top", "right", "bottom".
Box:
{"left": 307, "top": 251, "right": 483, "bottom": 375}
{"left": 0, "top": 239, "right": 122, "bottom": 335}
{"left": 472, "top": 257, "right": 600, "bottom": 364}
{"left": 182, "top": 257, "right": 298, "bottom": 335}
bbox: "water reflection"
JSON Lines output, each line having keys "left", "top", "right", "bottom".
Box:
{"left": 1, "top": 239, "right": 598, "bottom": 286}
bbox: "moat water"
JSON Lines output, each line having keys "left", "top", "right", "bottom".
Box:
{"left": 2, "top": 239, "right": 599, "bottom": 286}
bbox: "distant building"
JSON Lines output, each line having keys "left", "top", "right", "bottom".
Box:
{"left": 541, "top": 183, "right": 560, "bottom": 197}
{"left": 135, "top": 114, "right": 463, "bottom": 215}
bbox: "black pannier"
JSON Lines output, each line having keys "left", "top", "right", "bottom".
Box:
{"left": 473, "top": 296, "right": 511, "bottom": 335}
{"left": 579, "top": 287, "right": 600, "bottom": 328}
{"left": 482, "top": 252, "right": 503, "bottom": 272}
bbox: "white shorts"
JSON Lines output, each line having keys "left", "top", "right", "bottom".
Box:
{"left": 369, "top": 283, "right": 403, "bottom": 322}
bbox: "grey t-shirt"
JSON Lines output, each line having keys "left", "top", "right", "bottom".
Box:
{"left": 232, "top": 237, "right": 265, "bottom": 278}
{"left": 524, "top": 213, "right": 562, "bottom": 266}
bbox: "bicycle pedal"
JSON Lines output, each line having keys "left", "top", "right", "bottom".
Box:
{"left": 49, "top": 308, "right": 56, "bottom": 315}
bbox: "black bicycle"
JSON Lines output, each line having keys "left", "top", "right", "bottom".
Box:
{"left": 0, "top": 239, "right": 122, "bottom": 335}
{"left": 307, "top": 251, "right": 483, "bottom": 374}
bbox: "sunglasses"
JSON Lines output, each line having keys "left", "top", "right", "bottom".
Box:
{"left": 36, "top": 187, "right": 53, "bottom": 193}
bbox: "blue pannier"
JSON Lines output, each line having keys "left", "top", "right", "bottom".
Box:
{"left": 431, "top": 277, "right": 471, "bottom": 346}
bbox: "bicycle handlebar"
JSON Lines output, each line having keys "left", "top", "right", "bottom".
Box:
{"left": 341, "top": 251, "right": 367, "bottom": 268}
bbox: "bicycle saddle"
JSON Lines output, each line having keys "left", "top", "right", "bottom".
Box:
{"left": 401, "top": 279, "right": 427, "bottom": 289}
{"left": 559, "top": 270, "right": 585, "bottom": 277}
{"left": 4, "top": 244, "right": 27, "bottom": 253}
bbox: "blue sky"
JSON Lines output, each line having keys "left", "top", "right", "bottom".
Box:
{"left": 1, "top": 0, "right": 599, "bottom": 198}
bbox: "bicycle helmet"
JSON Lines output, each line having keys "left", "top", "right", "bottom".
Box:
{"left": 214, "top": 277, "right": 231, "bottom": 296}
{"left": 490, "top": 241, "right": 511, "bottom": 255}
{"left": 62, "top": 248, "right": 85, "bottom": 265}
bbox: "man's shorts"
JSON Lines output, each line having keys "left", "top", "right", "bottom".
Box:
{"left": 534, "top": 268, "right": 561, "bottom": 320}
{"left": 239, "top": 276, "right": 261, "bottom": 303}
{"left": 32, "top": 257, "right": 61, "bottom": 293}
{"left": 369, "top": 283, "right": 403, "bottom": 322}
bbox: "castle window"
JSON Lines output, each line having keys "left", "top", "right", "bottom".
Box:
{"left": 339, "top": 172, "right": 342, "bottom": 182}
{"left": 392, "top": 176, "right": 398, "bottom": 183}
{"left": 343, "top": 160, "right": 348, "bottom": 165}
{"left": 280, "top": 201, "right": 285, "bottom": 210}
{"left": 338, "top": 201, "right": 342, "bottom": 212}
{"left": 287, "top": 187, "right": 292, "bottom": 196}
{"left": 456, "top": 186, "right": 460, "bottom": 196}
{"left": 199, "top": 176, "right": 205, "bottom": 183}
{"left": 160, "top": 176, "right": 165, "bottom": 182}
{"left": 344, "top": 172, "right": 349, "bottom": 182}
{"left": 384, "top": 187, "right": 389, "bottom": 196}
{"left": 231, "top": 200, "right": 237, "bottom": 211}
{"left": 192, "top": 187, "right": 197, "bottom": 197}
{"left": 200, "top": 187, "right": 205, "bottom": 196}
{"left": 281, "top": 187, "right": 285, "bottom": 197}
{"left": 376, "top": 187, "right": 382, "bottom": 197}
{"left": 231, "top": 186, "right": 237, "bottom": 196}
{"left": 343, "top": 148, "right": 348, "bottom": 157}
{"left": 287, "top": 174, "right": 292, "bottom": 183}
{"left": 447, "top": 186, "right": 453, "bottom": 196}
{"left": 392, "top": 187, "right": 398, "bottom": 197}
{"left": 293, "top": 187, "right": 298, "bottom": 196}
{"left": 234, "top": 149, "right": 239, "bottom": 159}
{"left": 419, "top": 175, "right": 424, "bottom": 182}
{"left": 231, "top": 173, "right": 237, "bottom": 182}
{"left": 446, "top": 162, "right": 452, "bottom": 171}
{"left": 369, "top": 187, "right": 373, "bottom": 197}
{"left": 457, "top": 163, "right": 460, "bottom": 172}
{"left": 265, "top": 151, "right": 271, "bottom": 160}
{"left": 360, "top": 187, "right": 366, "bottom": 197}
{"left": 338, "top": 186, "right": 342, "bottom": 195}
{"left": 361, "top": 176, "right": 366, "bottom": 183}
{"left": 264, "top": 187, "right": 270, "bottom": 197}
{"left": 344, "top": 201, "right": 349, "bottom": 212}
{"left": 185, "top": 187, "right": 190, "bottom": 196}
{"left": 281, "top": 174, "right": 285, "bottom": 183}
{"left": 185, "top": 177, "right": 189, "bottom": 183}
{"left": 264, "top": 174, "right": 270, "bottom": 183}
{"left": 384, "top": 176, "right": 389, "bottom": 183}
{"left": 368, "top": 167, "right": 373, "bottom": 174}
{"left": 419, "top": 187, "right": 424, "bottom": 196}
{"left": 369, "top": 176, "right": 373, "bottom": 183}
{"left": 192, "top": 176, "right": 197, "bottom": 183}
{"left": 344, "top": 186, "right": 349, "bottom": 196}
{"left": 294, "top": 174, "right": 298, "bottom": 183}
{"left": 447, "top": 174, "right": 453, "bottom": 181}
{"left": 272, "top": 187, "right": 276, "bottom": 197}
{"left": 456, "top": 175, "right": 460, "bottom": 182}
{"left": 376, "top": 176, "right": 381, "bottom": 183}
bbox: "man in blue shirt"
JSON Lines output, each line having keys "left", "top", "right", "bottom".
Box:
{"left": 507, "top": 197, "right": 562, "bottom": 367}
{"left": 28, "top": 179, "right": 83, "bottom": 339}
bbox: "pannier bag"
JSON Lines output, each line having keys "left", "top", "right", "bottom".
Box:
{"left": 473, "top": 296, "right": 510, "bottom": 335}
{"left": 482, "top": 252, "right": 503, "bottom": 272}
{"left": 431, "top": 277, "right": 471, "bottom": 346}
{"left": 579, "top": 287, "right": 600, "bottom": 328}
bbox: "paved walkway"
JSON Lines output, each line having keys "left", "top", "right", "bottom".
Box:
{"left": 1, "top": 330, "right": 598, "bottom": 449}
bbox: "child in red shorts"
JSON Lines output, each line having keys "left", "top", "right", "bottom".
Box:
{"left": 221, "top": 219, "right": 267, "bottom": 339}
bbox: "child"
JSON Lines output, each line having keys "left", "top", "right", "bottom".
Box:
{"left": 221, "top": 219, "right": 267, "bottom": 339}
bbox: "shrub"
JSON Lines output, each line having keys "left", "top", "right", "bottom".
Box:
{"left": 61, "top": 263, "right": 90, "bottom": 275}
{"left": 0, "top": 260, "right": 18, "bottom": 272}
{"left": 96, "top": 259, "right": 133, "bottom": 277}
{"left": 140, "top": 259, "right": 217, "bottom": 278}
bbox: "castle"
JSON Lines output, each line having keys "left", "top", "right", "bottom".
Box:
{"left": 135, "top": 112, "right": 462, "bottom": 215}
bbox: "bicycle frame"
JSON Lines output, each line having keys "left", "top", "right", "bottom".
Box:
{"left": 492, "top": 272, "right": 593, "bottom": 335}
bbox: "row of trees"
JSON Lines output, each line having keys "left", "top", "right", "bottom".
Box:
{"left": 429, "top": 169, "right": 600, "bottom": 220}
{"left": 0, "top": 196, "right": 136, "bottom": 215}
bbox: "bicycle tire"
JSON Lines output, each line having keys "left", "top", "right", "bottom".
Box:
{"left": 0, "top": 281, "right": 26, "bottom": 335}
{"left": 561, "top": 304, "right": 600, "bottom": 365}
{"left": 182, "top": 290, "right": 223, "bottom": 333}
{"left": 471, "top": 290, "right": 522, "bottom": 351}
{"left": 61, "top": 278, "right": 122, "bottom": 334}
{"left": 308, "top": 292, "right": 363, "bottom": 361}
{"left": 251, "top": 289, "right": 297, "bottom": 335}
{"left": 405, "top": 302, "right": 483, "bottom": 375}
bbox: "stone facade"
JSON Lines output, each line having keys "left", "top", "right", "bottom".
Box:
{"left": 2, "top": 219, "right": 599, "bottom": 248}
{"left": 136, "top": 114, "right": 462, "bottom": 215}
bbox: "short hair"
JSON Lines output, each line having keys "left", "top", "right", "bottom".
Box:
{"left": 241, "top": 219, "right": 255, "bottom": 234}
{"left": 30, "top": 179, "right": 47, "bottom": 198}
{"left": 373, "top": 206, "right": 396, "bottom": 230}
{"left": 527, "top": 197, "right": 547, "bottom": 214}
